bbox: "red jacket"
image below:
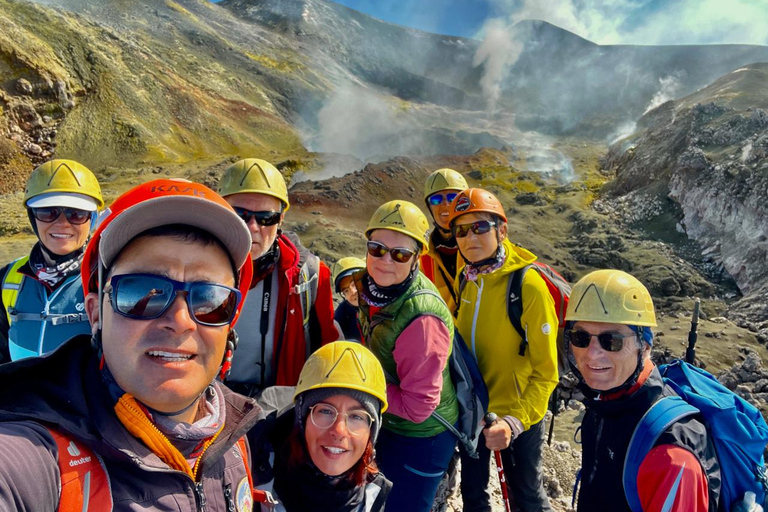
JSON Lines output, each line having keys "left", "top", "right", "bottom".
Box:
{"left": 262, "top": 234, "right": 338, "bottom": 386}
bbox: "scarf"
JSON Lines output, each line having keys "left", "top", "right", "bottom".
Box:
{"left": 464, "top": 245, "right": 506, "bottom": 282}
{"left": 29, "top": 242, "right": 84, "bottom": 289}
{"left": 101, "top": 365, "right": 224, "bottom": 459}
{"left": 360, "top": 269, "right": 416, "bottom": 308}
{"left": 252, "top": 241, "right": 281, "bottom": 286}
{"left": 274, "top": 457, "right": 365, "bottom": 512}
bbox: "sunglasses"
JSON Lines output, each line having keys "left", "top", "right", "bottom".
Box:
{"left": 366, "top": 241, "right": 416, "bottom": 264}
{"left": 233, "top": 207, "right": 281, "bottom": 227}
{"left": 107, "top": 273, "right": 241, "bottom": 326}
{"left": 30, "top": 207, "right": 91, "bottom": 225}
{"left": 452, "top": 220, "right": 497, "bottom": 238}
{"left": 567, "top": 330, "right": 636, "bottom": 352}
{"left": 428, "top": 192, "right": 459, "bottom": 206}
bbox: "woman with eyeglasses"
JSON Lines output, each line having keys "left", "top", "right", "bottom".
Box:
{"left": 448, "top": 188, "right": 557, "bottom": 512}
{"left": 352, "top": 200, "right": 458, "bottom": 512}
{"left": 254, "top": 341, "right": 392, "bottom": 512}
{"left": 0, "top": 159, "right": 103, "bottom": 362}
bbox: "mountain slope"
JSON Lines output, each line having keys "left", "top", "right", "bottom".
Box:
{"left": 601, "top": 63, "right": 768, "bottom": 323}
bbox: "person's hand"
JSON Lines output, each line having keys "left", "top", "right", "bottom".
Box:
{"left": 484, "top": 419, "right": 512, "bottom": 451}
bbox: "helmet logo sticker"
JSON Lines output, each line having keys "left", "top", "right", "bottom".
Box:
{"left": 380, "top": 203, "right": 404, "bottom": 226}
{"left": 243, "top": 162, "right": 271, "bottom": 188}
{"left": 455, "top": 196, "right": 471, "bottom": 212}
{"left": 49, "top": 162, "right": 81, "bottom": 186}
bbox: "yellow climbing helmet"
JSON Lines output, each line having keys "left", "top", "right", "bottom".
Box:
{"left": 566, "top": 269, "right": 657, "bottom": 327}
{"left": 365, "top": 200, "right": 429, "bottom": 254}
{"left": 424, "top": 168, "right": 468, "bottom": 200}
{"left": 294, "top": 341, "right": 388, "bottom": 413}
{"left": 24, "top": 159, "right": 104, "bottom": 209}
{"left": 218, "top": 158, "right": 290, "bottom": 211}
{"left": 332, "top": 257, "right": 366, "bottom": 292}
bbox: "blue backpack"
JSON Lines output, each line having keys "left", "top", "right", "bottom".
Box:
{"left": 436, "top": 330, "right": 490, "bottom": 459}
{"left": 623, "top": 360, "right": 768, "bottom": 512}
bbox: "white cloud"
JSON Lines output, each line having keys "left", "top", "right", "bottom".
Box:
{"left": 484, "top": 0, "right": 768, "bottom": 46}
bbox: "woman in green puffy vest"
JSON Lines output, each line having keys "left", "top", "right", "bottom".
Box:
{"left": 0, "top": 160, "right": 103, "bottom": 362}
{"left": 355, "top": 199, "right": 458, "bottom": 512}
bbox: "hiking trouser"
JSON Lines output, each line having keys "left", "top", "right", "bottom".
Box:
{"left": 459, "top": 418, "right": 552, "bottom": 512}
{"left": 377, "top": 427, "right": 457, "bottom": 512}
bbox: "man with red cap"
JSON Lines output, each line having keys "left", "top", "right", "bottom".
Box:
{"left": 0, "top": 179, "right": 266, "bottom": 511}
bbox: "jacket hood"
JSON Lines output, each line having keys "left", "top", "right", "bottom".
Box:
{"left": 499, "top": 239, "right": 537, "bottom": 273}
{"left": 278, "top": 231, "right": 302, "bottom": 272}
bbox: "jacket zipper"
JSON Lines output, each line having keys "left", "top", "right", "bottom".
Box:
{"left": 224, "top": 483, "right": 235, "bottom": 512}
{"left": 470, "top": 279, "right": 483, "bottom": 357}
{"left": 194, "top": 481, "right": 207, "bottom": 512}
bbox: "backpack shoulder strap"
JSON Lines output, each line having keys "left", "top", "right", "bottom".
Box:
{"left": 236, "top": 437, "right": 278, "bottom": 507}
{"left": 622, "top": 396, "right": 699, "bottom": 512}
{"left": 48, "top": 428, "right": 113, "bottom": 512}
{"left": 506, "top": 265, "right": 529, "bottom": 356}
{"left": 2, "top": 256, "right": 29, "bottom": 323}
{"left": 295, "top": 254, "right": 320, "bottom": 320}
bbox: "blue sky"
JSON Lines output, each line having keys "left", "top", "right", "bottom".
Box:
{"left": 212, "top": 0, "right": 768, "bottom": 46}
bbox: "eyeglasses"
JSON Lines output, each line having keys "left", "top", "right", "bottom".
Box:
{"left": 107, "top": 273, "right": 241, "bottom": 326}
{"left": 366, "top": 241, "right": 416, "bottom": 264}
{"left": 428, "top": 192, "right": 459, "bottom": 206}
{"left": 567, "top": 330, "right": 636, "bottom": 352}
{"left": 30, "top": 207, "right": 91, "bottom": 225}
{"left": 452, "top": 220, "right": 496, "bottom": 238}
{"left": 233, "top": 207, "right": 281, "bottom": 227}
{"left": 309, "top": 403, "right": 374, "bottom": 436}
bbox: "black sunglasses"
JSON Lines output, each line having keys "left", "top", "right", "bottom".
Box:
{"left": 452, "top": 220, "right": 496, "bottom": 238}
{"left": 233, "top": 207, "right": 281, "bottom": 227}
{"left": 108, "top": 273, "right": 242, "bottom": 326}
{"left": 366, "top": 241, "right": 416, "bottom": 264}
{"left": 428, "top": 192, "right": 459, "bottom": 206}
{"left": 567, "top": 330, "right": 636, "bottom": 352}
{"left": 30, "top": 207, "right": 91, "bottom": 225}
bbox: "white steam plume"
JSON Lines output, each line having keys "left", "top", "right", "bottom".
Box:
{"left": 643, "top": 75, "right": 683, "bottom": 114}
{"left": 473, "top": 18, "right": 523, "bottom": 110}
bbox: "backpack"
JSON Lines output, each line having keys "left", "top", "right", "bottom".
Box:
{"left": 381, "top": 289, "right": 489, "bottom": 458}
{"left": 283, "top": 231, "right": 321, "bottom": 356}
{"left": 459, "top": 261, "right": 571, "bottom": 377}
{"left": 623, "top": 360, "right": 768, "bottom": 512}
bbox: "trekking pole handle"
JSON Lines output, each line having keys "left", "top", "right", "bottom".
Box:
{"left": 483, "top": 412, "right": 512, "bottom": 512}
{"left": 685, "top": 298, "right": 701, "bottom": 365}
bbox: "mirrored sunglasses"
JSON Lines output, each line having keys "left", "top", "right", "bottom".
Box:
{"left": 309, "top": 403, "right": 374, "bottom": 436}
{"left": 108, "top": 273, "right": 241, "bottom": 326}
{"left": 30, "top": 207, "right": 91, "bottom": 225}
{"left": 567, "top": 330, "right": 636, "bottom": 352}
{"left": 233, "top": 207, "right": 281, "bottom": 226}
{"left": 366, "top": 241, "right": 416, "bottom": 263}
{"left": 452, "top": 220, "right": 496, "bottom": 238}
{"left": 428, "top": 192, "right": 459, "bottom": 206}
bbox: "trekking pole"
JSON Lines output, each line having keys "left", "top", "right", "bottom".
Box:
{"left": 547, "top": 387, "right": 558, "bottom": 446}
{"left": 484, "top": 412, "right": 512, "bottom": 512}
{"left": 685, "top": 298, "right": 701, "bottom": 365}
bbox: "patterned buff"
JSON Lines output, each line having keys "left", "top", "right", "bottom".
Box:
{"left": 464, "top": 245, "right": 506, "bottom": 282}
{"left": 360, "top": 269, "right": 416, "bottom": 307}
{"left": 29, "top": 243, "right": 84, "bottom": 288}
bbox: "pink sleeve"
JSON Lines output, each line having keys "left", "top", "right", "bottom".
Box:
{"left": 386, "top": 315, "right": 451, "bottom": 423}
{"left": 637, "top": 444, "right": 709, "bottom": 512}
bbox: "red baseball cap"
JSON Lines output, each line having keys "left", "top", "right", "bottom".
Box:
{"left": 81, "top": 179, "right": 253, "bottom": 324}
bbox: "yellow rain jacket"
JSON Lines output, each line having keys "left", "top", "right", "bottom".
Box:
{"left": 455, "top": 239, "right": 558, "bottom": 430}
